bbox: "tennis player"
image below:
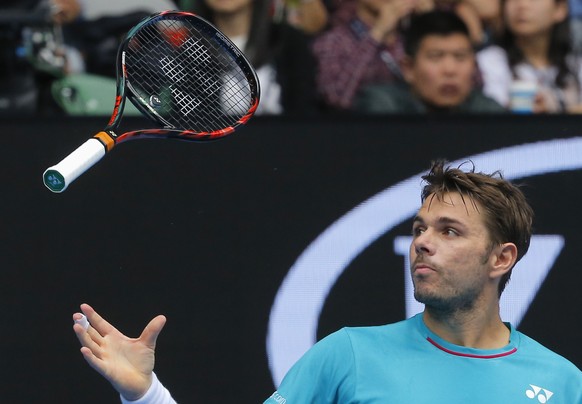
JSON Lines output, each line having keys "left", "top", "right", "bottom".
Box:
{"left": 73, "top": 160, "right": 582, "bottom": 403}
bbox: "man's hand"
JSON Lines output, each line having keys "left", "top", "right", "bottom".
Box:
{"left": 73, "top": 303, "right": 167, "bottom": 401}
{"left": 50, "top": 0, "right": 82, "bottom": 24}
{"left": 363, "top": 0, "right": 416, "bottom": 43}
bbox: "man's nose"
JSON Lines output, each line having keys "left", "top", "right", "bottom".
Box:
{"left": 442, "top": 56, "right": 458, "bottom": 75}
{"left": 413, "top": 230, "right": 434, "bottom": 255}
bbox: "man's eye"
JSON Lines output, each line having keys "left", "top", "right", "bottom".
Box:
{"left": 427, "top": 53, "right": 442, "bottom": 61}
{"left": 445, "top": 228, "right": 458, "bottom": 236}
{"left": 412, "top": 227, "right": 424, "bottom": 236}
{"left": 454, "top": 52, "right": 471, "bottom": 62}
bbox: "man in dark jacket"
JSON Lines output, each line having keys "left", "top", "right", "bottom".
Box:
{"left": 354, "top": 10, "right": 505, "bottom": 114}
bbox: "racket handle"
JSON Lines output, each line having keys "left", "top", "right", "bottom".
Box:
{"left": 43, "top": 137, "right": 107, "bottom": 193}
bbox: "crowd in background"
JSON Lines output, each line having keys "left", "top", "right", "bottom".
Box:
{"left": 1, "top": 0, "right": 582, "bottom": 116}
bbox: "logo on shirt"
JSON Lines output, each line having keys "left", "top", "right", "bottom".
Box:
{"left": 268, "top": 391, "right": 287, "bottom": 403}
{"left": 526, "top": 384, "right": 553, "bottom": 403}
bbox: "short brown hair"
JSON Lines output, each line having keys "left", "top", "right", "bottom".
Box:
{"left": 421, "top": 160, "right": 534, "bottom": 295}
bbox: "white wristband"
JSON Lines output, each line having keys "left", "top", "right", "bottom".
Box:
{"left": 120, "top": 373, "right": 177, "bottom": 404}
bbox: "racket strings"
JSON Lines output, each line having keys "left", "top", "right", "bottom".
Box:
{"left": 124, "top": 16, "right": 255, "bottom": 132}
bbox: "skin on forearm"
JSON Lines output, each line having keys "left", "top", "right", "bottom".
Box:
{"left": 463, "top": 0, "right": 500, "bottom": 21}
{"left": 358, "top": 0, "right": 414, "bottom": 43}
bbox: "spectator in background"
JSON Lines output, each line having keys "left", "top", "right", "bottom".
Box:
{"left": 319, "top": 0, "right": 492, "bottom": 48}
{"left": 180, "top": 0, "right": 319, "bottom": 115}
{"left": 312, "top": 0, "right": 434, "bottom": 111}
{"left": 3, "top": 0, "right": 84, "bottom": 74}
{"left": 0, "top": 0, "right": 83, "bottom": 115}
{"left": 354, "top": 10, "right": 505, "bottom": 113}
{"left": 65, "top": 0, "right": 178, "bottom": 77}
{"left": 477, "top": 0, "right": 582, "bottom": 113}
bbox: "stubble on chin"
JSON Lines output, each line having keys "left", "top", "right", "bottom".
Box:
{"left": 413, "top": 278, "right": 478, "bottom": 316}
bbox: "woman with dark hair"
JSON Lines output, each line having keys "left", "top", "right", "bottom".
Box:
{"left": 181, "top": 0, "right": 319, "bottom": 115}
{"left": 477, "top": 0, "right": 582, "bottom": 113}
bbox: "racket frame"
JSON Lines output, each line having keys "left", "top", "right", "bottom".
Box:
{"left": 43, "top": 10, "right": 260, "bottom": 193}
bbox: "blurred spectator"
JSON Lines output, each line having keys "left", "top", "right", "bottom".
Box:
{"left": 327, "top": 0, "right": 497, "bottom": 45}
{"left": 64, "top": 0, "right": 178, "bottom": 77}
{"left": 354, "top": 10, "right": 505, "bottom": 113}
{"left": 0, "top": 0, "right": 83, "bottom": 115}
{"left": 180, "top": 0, "right": 319, "bottom": 115}
{"left": 477, "top": 0, "right": 582, "bottom": 113}
{"left": 50, "top": 1, "right": 177, "bottom": 116}
{"left": 312, "top": 0, "right": 434, "bottom": 111}
{"left": 0, "top": 0, "right": 178, "bottom": 115}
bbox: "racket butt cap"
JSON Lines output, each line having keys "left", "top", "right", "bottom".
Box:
{"left": 43, "top": 138, "right": 108, "bottom": 193}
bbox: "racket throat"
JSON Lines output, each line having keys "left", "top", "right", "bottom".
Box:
{"left": 93, "top": 131, "right": 117, "bottom": 152}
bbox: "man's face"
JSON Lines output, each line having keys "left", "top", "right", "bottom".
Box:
{"left": 404, "top": 34, "right": 475, "bottom": 108}
{"left": 409, "top": 192, "right": 494, "bottom": 312}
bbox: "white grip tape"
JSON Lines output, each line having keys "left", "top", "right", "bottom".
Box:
{"left": 43, "top": 138, "right": 106, "bottom": 193}
{"left": 75, "top": 314, "right": 90, "bottom": 330}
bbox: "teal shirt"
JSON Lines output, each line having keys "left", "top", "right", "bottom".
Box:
{"left": 265, "top": 314, "right": 582, "bottom": 403}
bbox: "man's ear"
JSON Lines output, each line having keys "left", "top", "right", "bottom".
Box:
{"left": 401, "top": 55, "right": 415, "bottom": 84}
{"left": 489, "top": 242, "right": 518, "bottom": 280}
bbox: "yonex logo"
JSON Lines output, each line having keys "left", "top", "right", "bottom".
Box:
{"left": 526, "top": 384, "right": 553, "bottom": 402}
{"left": 45, "top": 173, "right": 62, "bottom": 187}
{"left": 268, "top": 391, "right": 287, "bottom": 403}
{"left": 44, "top": 170, "right": 65, "bottom": 192}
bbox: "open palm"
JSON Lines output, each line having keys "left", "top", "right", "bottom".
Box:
{"left": 73, "top": 303, "right": 166, "bottom": 401}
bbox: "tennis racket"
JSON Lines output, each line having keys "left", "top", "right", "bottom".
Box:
{"left": 43, "top": 10, "right": 260, "bottom": 193}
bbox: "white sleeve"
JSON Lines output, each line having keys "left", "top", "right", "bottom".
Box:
{"left": 120, "top": 373, "right": 177, "bottom": 404}
{"left": 476, "top": 46, "right": 512, "bottom": 107}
